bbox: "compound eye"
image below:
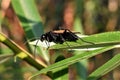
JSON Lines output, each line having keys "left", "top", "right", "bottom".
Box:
{"left": 40, "top": 35, "right": 46, "bottom": 41}
{"left": 43, "top": 35, "right": 45, "bottom": 38}
{"left": 42, "top": 35, "right": 46, "bottom": 39}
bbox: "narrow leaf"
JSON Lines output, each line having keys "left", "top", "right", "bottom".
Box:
{"left": 88, "top": 53, "right": 120, "bottom": 80}
{"left": 29, "top": 46, "right": 114, "bottom": 80}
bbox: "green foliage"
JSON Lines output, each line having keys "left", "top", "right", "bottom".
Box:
{"left": 11, "top": 0, "right": 43, "bottom": 39}
{"left": 88, "top": 53, "right": 120, "bottom": 80}
{"left": 29, "top": 46, "right": 115, "bottom": 80}
{"left": 12, "top": 0, "right": 49, "bottom": 62}
{"left": 0, "top": 0, "right": 120, "bottom": 80}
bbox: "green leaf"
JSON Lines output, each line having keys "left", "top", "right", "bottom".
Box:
{"left": 50, "top": 31, "right": 120, "bottom": 49}
{"left": 87, "top": 53, "right": 120, "bottom": 80}
{"left": 29, "top": 46, "right": 114, "bottom": 80}
{"left": 12, "top": 0, "right": 49, "bottom": 63}
{"left": 11, "top": 0, "right": 43, "bottom": 39}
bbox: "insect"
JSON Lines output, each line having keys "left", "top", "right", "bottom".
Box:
{"left": 39, "top": 29, "right": 94, "bottom": 48}
{"left": 33, "top": 29, "right": 94, "bottom": 58}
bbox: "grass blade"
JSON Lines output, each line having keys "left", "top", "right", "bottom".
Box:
{"left": 88, "top": 52, "right": 120, "bottom": 80}
{"left": 29, "top": 46, "right": 115, "bottom": 80}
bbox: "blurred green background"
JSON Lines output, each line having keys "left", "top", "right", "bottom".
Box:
{"left": 0, "top": 0, "right": 120, "bottom": 80}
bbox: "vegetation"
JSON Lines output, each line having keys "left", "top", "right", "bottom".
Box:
{"left": 0, "top": 0, "right": 120, "bottom": 80}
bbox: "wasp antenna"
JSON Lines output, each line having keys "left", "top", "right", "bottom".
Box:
{"left": 44, "top": 40, "right": 50, "bottom": 49}
{"left": 23, "top": 37, "right": 40, "bottom": 45}
{"left": 23, "top": 39, "right": 31, "bottom": 45}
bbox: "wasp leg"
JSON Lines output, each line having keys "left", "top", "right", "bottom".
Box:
{"left": 59, "top": 34, "right": 71, "bottom": 49}
{"left": 46, "top": 31, "right": 58, "bottom": 49}
{"left": 34, "top": 37, "right": 41, "bottom": 59}
{"left": 46, "top": 37, "right": 50, "bottom": 49}
{"left": 65, "top": 29, "right": 94, "bottom": 45}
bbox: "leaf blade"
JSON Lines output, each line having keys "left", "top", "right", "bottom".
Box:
{"left": 29, "top": 46, "right": 115, "bottom": 79}
{"left": 87, "top": 53, "right": 120, "bottom": 80}
{"left": 12, "top": 0, "right": 43, "bottom": 39}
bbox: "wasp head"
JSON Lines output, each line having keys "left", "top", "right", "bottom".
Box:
{"left": 40, "top": 34, "right": 46, "bottom": 42}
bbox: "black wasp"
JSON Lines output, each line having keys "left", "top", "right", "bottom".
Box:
{"left": 33, "top": 28, "right": 94, "bottom": 57}
{"left": 40, "top": 29, "right": 78, "bottom": 44}
{"left": 39, "top": 29, "right": 94, "bottom": 48}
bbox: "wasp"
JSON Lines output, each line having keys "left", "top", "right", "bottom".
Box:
{"left": 33, "top": 28, "right": 94, "bottom": 58}
{"left": 39, "top": 29, "right": 94, "bottom": 48}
